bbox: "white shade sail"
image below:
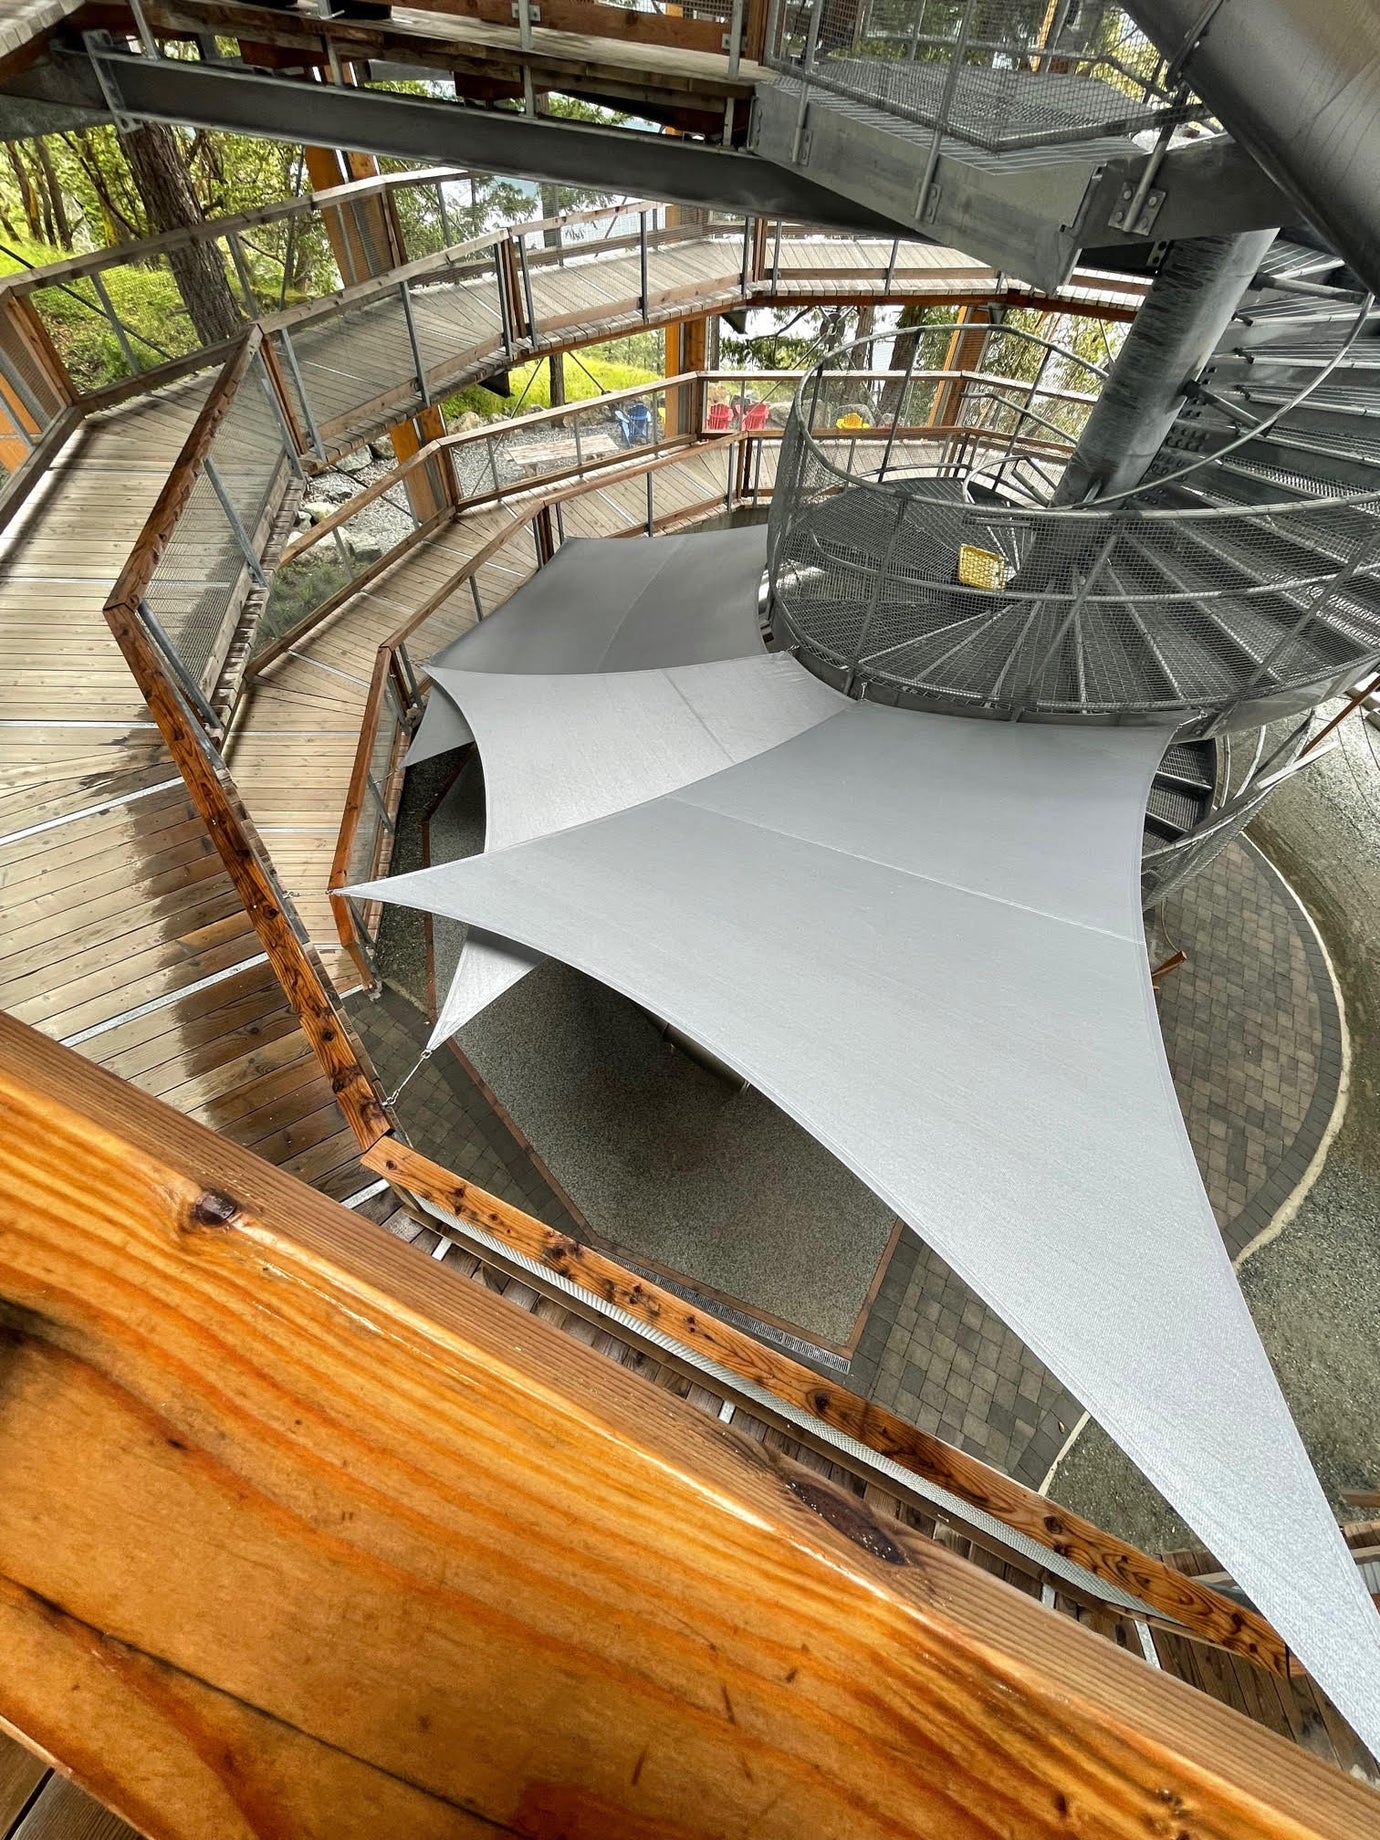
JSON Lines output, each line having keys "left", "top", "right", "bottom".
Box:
{"left": 351, "top": 699, "right": 1380, "bottom": 1748}
{"left": 425, "top": 654, "right": 843, "bottom": 1039}
{"left": 406, "top": 527, "right": 769, "bottom": 767}
{"left": 409, "top": 528, "right": 787, "bottom": 1035}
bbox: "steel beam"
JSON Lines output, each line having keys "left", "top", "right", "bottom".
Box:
{"left": 1125, "top": 0, "right": 1380, "bottom": 295}
{"left": 3, "top": 50, "right": 905, "bottom": 236}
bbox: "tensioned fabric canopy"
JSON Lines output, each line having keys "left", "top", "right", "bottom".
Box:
{"left": 424, "top": 654, "right": 843, "bottom": 1039}
{"left": 406, "top": 526, "right": 778, "bottom": 1033}
{"left": 405, "top": 526, "right": 769, "bottom": 767}
{"left": 350, "top": 694, "right": 1380, "bottom": 1747}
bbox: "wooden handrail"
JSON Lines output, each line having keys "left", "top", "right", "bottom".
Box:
{"left": 106, "top": 328, "right": 265, "bottom": 613}
{"left": 103, "top": 594, "right": 391, "bottom": 1148}
{"left": 0, "top": 1013, "right": 1374, "bottom": 1840}
{"left": 328, "top": 644, "right": 401, "bottom": 976}
{"left": 369, "top": 1136, "right": 1293, "bottom": 1676}
{"left": 278, "top": 373, "right": 703, "bottom": 566}
{"left": 101, "top": 330, "right": 391, "bottom": 1149}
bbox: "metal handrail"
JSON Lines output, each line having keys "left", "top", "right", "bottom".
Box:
{"left": 787, "top": 335, "right": 1380, "bottom": 522}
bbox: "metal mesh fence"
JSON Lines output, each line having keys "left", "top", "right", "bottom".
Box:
{"left": 769, "top": 332, "right": 1380, "bottom": 722}
{"left": 145, "top": 351, "right": 293, "bottom": 687}
{"left": 768, "top": 0, "right": 1190, "bottom": 152}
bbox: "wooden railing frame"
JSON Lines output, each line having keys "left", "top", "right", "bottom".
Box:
{"left": 13, "top": 1014, "right": 1369, "bottom": 1838}
{"left": 0, "top": 165, "right": 475, "bottom": 300}
{"left": 368, "top": 1137, "right": 1293, "bottom": 1676}
{"left": 3, "top": 183, "right": 1144, "bottom": 448}
{"left": 101, "top": 327, "right": 391, "bottom": 1150}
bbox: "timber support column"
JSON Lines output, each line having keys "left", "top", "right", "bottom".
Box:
{"left": 305, "top": 145, "right": 457, "bottom": 521}
{"left": 927, "top": 304, "right": 994, "bottom": 464}
{"left": 666, "top": 316, "right": 708, "bottom": 438}
{"left": 0, "top": 293, "right": 72, "bottom": 472}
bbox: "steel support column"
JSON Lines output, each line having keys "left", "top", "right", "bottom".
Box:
{"left": 1125, "top": 0, "right": 1380, "bottom": 295}
{"left": 1054, "top": 230, "right": 1277, "bottom": 504}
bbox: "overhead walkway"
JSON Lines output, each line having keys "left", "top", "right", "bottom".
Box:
{"left": 3, "top": 2, "right": 1294, "bottom": 288}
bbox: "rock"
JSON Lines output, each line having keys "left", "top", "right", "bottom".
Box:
{"left": 301, "top": 501, "right": 336, "bottom": 524}
{"left": 370, "top": 437, "right": 394, "bottom": 460}
{"left": 454, "top": 411, "right": 486, "bottom": 433}
{"left": 337, "top": 447, "right": 373, "bottom": 475}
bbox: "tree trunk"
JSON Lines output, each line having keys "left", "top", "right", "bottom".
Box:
{"left": 117, "top": 122, "right": 242, "bottom": 346}
{"left": 33, "top": 140, "right": 71, "bottom": 248}
{"left": 4, "top": 145, "right": 41, "bottom": 241}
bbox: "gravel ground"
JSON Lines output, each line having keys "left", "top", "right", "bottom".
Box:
{"left": 1050, "top": 706, "right": 1380, "bottom": 1549}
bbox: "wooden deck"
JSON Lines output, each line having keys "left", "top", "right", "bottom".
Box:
{"left": 0, "top": 384, "right": 365, "bottom": 1202}
{"left": 228, "top": 442, "right": 749, "bottom": 986}
{"left": 0, "top": 216, "right": 1108, "bottom": 1174}
{"left": 0, "top": 0, "right": 81, "bottom": 76}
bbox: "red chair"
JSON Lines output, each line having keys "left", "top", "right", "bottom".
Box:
{"left": 741, "top": 402, "right": 770, "bottom": 431}
{"left": 706, "top": 401, "right": 733, "bottom": 432}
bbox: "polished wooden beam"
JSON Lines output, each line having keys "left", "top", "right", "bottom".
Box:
{"left": 364, "top": 1135, "right": 1291, "bottom": 1676}
{"left": 0, "top": 1014, "right": 1376, "bottom": 1840}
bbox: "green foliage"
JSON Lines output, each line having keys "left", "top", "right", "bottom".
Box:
{"left": 0, "top": 234, "right": 197, "bottom": 389}
{"left": 260, "top": 553, "right": 360, "bottom": 649}
{"left": 441, "top": 346, "right": 662, "bottom": 423}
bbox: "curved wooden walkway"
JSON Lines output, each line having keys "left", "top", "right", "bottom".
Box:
{"left": 0, "top": 381, "right": 368, "bottom": 1199}
{"left": 4, "top": 217, "right": 1027, "bottom": 1168}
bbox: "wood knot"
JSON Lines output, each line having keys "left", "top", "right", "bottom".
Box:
{"left": 786, "top": 1477, "right": 907, "bottom": 1566}
{"left": 189, "top": 1190, "right": 240, "bottom": 1229}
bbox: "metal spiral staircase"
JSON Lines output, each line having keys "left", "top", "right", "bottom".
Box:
{"left": 767, "top": 235, "right": 1380, "bottom": 900}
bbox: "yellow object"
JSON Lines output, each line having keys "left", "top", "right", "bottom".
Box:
{"left": 957, "top": 544, "right": 1007, "bottom": 591}
{"left": 835, "top": 411, "right": 867, "bottom": 429}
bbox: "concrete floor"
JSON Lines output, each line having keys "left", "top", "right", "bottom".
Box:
{"left": 1051, "top": 708, "right": 1380, "bottom": 1547}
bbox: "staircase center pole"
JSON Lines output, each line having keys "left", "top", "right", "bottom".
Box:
{"left": 1053, "top": 230, "right": 1277, "bottom": 505}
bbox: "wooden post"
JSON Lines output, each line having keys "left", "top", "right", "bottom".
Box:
{"left": 666, "top": 314, "right": 708, "bottom": 437}
{"left": 0, "top": 1014, "right": 1376, "bottom": 1840}
{"left": 0, "top": 293, "right": 72, "bottom": 470}
{"left": 927, "top": 304, "right": 993, "bottom": 450}
{"left": 387, "top": 404, "right": 453, "bottom": 521}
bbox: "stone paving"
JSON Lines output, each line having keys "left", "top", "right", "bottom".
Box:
{"left": 345, "top": 983, "right": 585, "bottom": 1240}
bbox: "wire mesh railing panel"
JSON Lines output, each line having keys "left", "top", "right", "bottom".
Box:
{"left": 210, "top": 359, "right": 293, "bottom": 544}
{"left": 140, "top": 349, "right": 293, "bottom": 686}
{"left": 768, "top": 0, "right": 1186, "bottom": 153}
{"left": 143, "top": 469, "right": 248, "bottom": 687}
{"left": 770, "top": 333, "right": 1380, "bottom": 721}
{"left": 344, "top": 703, "right": 404, "bottom": 893}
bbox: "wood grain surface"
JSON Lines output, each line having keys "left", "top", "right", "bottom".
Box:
{"left": 0, "top": 1014, "right": 1376, "bottom": 1840}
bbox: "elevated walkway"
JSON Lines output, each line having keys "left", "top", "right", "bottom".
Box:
{"left": 1, "top": 183, "right": 1377, "bottom": 1808}
{"left": 0, "top": 384, "right": 369, "bottom": 1198}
